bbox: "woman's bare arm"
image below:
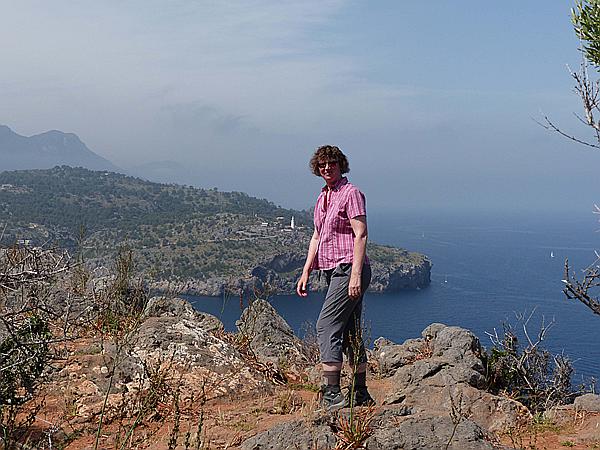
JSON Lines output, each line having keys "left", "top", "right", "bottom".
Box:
{"left": 349, "top": 215, "right": 368, "bottom": 299}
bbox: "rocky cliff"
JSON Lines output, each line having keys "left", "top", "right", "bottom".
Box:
{"left": 151, "top": 249, "right": 432, "bottom": 297}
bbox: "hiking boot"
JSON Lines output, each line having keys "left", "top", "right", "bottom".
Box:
{"left": 347, "top": 386, "right": 375, "bottom": 407}
{"left": 319, "top": 385, "right": 346, "bottom": 412}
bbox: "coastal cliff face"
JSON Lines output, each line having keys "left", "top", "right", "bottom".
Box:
{"left": 151, "top": 249, "right": 432, "bottom": 297}
{"left": 369, "top": 257, "right": 431, "bottom": 292}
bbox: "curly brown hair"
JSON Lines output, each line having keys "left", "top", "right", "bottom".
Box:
{"left": 309, "top": 145, "right": 350, "bottom": 176}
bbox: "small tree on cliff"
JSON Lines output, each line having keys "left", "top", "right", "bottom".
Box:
{"left": 543, "top": 1, "right": 600, "bottom": 148}
{"left": 544, "top": 1, "right": 600, "bottom": 316}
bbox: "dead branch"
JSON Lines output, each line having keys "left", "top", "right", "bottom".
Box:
{"left": 538, "top": 58, "right": 600, "bottom": 148}
{"left": 0, "top": 246, "right": 72, "bottom": 294}
{"left": 485, "top": 311, "right": 571, "bottom": 413}
{"left": 563, "top": 258, "right": 600, "bottom": 316}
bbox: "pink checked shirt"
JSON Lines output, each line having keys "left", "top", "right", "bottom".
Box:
{"left": 313, "top": 177, "right": 369, "bottom": 270}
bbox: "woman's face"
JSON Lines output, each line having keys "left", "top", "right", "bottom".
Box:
{"left": 318, "top": 159, "right": 342, "bottom": 186}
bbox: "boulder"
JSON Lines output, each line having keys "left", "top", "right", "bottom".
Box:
{"left": 62, "top": 297, "right": 266, "bottom": 422}
{"left": 373, "top": 337, "right": 425, "bottom": 377}
{"left": 388, "top": 382, "right": 527, "bottom": 434}
{"left": 240, "top": 419, "right": 335, "bottom": 450}
{"left": 236, "top": 299, "right": 307, "bottom": 367}
{"left": 381, "top": 324, "right": 486, "bottom": 391}
{"left": 241, "top": 408, "right": 502, "bottom": 450}
{"left": 143, "top": 296, "right": 223, "bottom": 332}
{"left": 431, "top": 326, "right": 484, "bottom": 369}
{"left": 133, "top": 297, "right": 266, "bottom": 397}
{"left": 382, "top": 323, "right": 524, "bottom": 435}
{"left": 422, "top": 322, "right": 447, "bottom": 340}
{"left": 574, "top": 393, "right": 600, "bottom": 412}
{"left": 367, "top": 411, "right": 499, "bottom": 450}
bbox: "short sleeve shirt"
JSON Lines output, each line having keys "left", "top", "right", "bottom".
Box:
{"left": 313, "top": 177, "right": 369, "bottom": 270}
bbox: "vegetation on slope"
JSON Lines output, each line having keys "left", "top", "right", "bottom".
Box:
{"left": 0, "top": 166, "right": 424, "bottom": 285}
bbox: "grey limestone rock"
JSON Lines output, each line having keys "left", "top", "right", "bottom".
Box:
{"left": 374, "top": 337, "right": 425, "bottom": 377}
{"left": 381, "top": 324, "right": 523, "bottom": 435}
{"left": 242, "top": 408, "right": 501, "bottom": 450}
{"left": 240, "top": 419, "right": 335, "bottom": 450}
{"left": 143, "top": 296, "right": 223, "bottom": 332}
{"left": 422, "top": 322, "right": 448, "bottom": 340}
{"left": 383, "top": 324, "right": 486, "bottom": 392}
{"left": 574, "top": 393, "right": 600, "bottom": 411}
{"left": 367, "top": 412, "right": 499, "bottom": 450}
{"left": 65, "top": 297, "right": 267, "bottom": 423}
{"left": 236, "top": 299, "right": 307, "bottom": 366}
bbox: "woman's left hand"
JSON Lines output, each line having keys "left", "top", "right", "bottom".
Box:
{"left": 348, "top": 274, "right": 361, "bottom": 299}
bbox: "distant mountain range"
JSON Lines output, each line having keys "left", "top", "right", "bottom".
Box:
{"left": 0, "top": 125, "right": 120, "bottom": 172}
{"left": 0, "top": 125, "right": 200, "bottom": 186}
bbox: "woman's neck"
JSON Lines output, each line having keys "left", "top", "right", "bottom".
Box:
{"left": 326, "top": 176, "right": 342, "bottom": 189}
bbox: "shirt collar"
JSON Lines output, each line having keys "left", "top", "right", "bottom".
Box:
{"left": 322, "top": 176, "right": 348, "bottom": 193}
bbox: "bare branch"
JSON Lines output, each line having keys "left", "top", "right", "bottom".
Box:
{"left": 537, "top": 115, "right": 600, "bottom": 148}
{"left": 563, "top": 258, "right": 600, "bottom": 316}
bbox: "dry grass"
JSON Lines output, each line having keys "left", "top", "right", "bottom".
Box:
{"left": 333, "top": 406, "right": 377, "bottom": 450}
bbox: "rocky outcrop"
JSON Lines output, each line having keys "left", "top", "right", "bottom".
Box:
{"left": 241, "top": 322, "right": 524, "bottom": 449}
{"left": 378, "top": 323, "right": 526, "bottom": 434}
{"left": 236, "top": 299, "right": 308, "bottom": 367}
{"left": 367, "top": 411, "right": 499, "bottom": 450}
{"left": 143, "top": 295, "right": 223, "bottom": 332}
{"left": 574, "top": 393, "right": 600, "bottom": 412}
{"left": 240, "top": 418, "right": 336, "bottom": 450}
{"left": 43, "top": 291, "right": 543, "bottom": 449}
{"left": 57, "top": 296, "right": 269, "bottom": 422}
{"left": 241, "top": 408, "right": 500, "bottom": 450}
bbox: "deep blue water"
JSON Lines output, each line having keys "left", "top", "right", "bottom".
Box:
{"left": 188, "top": 210, "right": 600, "bottom": 382}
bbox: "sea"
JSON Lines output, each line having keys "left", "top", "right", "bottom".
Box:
{"left": 187, "top": 210, "right": 600, "bottom": 383}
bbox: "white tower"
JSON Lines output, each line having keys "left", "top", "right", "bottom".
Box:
{"left": 290, "top": 216, "right": 295, "bottom": 229}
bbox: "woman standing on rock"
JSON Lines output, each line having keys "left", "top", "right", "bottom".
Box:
{"left": 296, "top": 145, "right": 374, "bottom": 411}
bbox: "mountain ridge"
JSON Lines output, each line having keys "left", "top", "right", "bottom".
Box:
{"left": 0, "top": 124, "right": 120, "bottom": 172}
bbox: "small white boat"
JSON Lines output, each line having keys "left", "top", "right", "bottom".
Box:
{"left": 550, "top": 251, "right": 555, "bottom": 258}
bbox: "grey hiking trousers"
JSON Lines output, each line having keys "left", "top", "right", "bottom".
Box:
{"left": 316, "top": 263, "right": 371, "bottom": 364}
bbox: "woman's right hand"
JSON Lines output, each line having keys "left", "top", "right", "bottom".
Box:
{"left": 296, "top": 272, "right": 310, "bottom": 297}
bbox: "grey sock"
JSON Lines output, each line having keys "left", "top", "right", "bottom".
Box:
{"left": 354, "top": 370, "right": 366, "bottom": 388}
{"left": 323, "top": 370, "right": 341, "bottom": 387}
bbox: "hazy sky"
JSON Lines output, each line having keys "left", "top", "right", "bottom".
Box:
{"left": 1, "top": 1, "right": 599, "bottom": 214}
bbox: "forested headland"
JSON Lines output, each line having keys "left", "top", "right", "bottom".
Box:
{"left": 0, "top": 166, "right": 430, "bottom": 295}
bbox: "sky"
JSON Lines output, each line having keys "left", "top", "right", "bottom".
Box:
{"left": 1, "top": 1, "right": 600, "bottom": 214}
